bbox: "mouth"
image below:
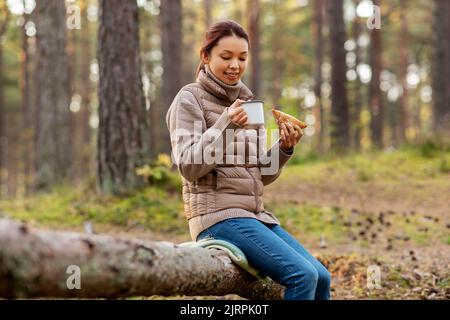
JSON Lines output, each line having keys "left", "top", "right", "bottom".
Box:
{"left": 224, "top": 72, "right": 239, "bottom": 81}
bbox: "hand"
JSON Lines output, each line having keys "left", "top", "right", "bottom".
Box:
{"left": 279, "top": 121, "right": 303, "bottom": 152}
{"left": 227, "top": 99, "right": 248, "bottom": 127}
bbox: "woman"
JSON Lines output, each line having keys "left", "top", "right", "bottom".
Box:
{"left": 166, "top": 20, "right": 331, "bottom": 300}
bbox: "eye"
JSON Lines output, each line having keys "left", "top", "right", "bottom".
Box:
{"left": 221, "top": 56, "right": 247, "bottom": 61}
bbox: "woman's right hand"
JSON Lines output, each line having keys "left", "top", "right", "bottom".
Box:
{"left": 228, "top": 99, "right": 248, "bottom": 127}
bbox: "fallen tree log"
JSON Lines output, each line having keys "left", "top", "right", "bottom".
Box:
{"left": 0, "top": 218, "right": 284, "bottom": 299}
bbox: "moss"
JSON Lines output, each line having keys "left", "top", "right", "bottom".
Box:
{"left": 386, "top": 267, "right": 411, "bottom": 289}
{"left": 437, "top": 277, "right": 450, "bottom": 289}
{"left": 0, "top": 184, "right": 186, "bottom": 236}
{"left": 285, "top": 147, "right": 450, "bottom": 183}
{"left": 265, "top": 202, "right": 348, "bottom": 245}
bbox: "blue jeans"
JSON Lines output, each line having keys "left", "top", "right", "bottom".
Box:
{"left": 197, "top": 217, "right": 331, "bottom": 300}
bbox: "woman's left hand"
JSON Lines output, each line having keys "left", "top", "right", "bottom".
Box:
{"left": 279, "top": 122, "right": 303, "bottom": 152}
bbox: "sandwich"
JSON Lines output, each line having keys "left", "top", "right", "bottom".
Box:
{"left": 271, "top": 108, "right": 308, "bottom": 129}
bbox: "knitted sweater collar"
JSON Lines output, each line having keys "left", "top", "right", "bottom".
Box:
{"left": 196, "top": 64, "right": 253, "bottom": 103}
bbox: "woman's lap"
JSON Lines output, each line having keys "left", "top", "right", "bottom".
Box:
{"left": 197, "top": 217, "right": 330, "bottom": 299}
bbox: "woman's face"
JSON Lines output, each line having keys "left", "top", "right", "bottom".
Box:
{"left": 203, "top": 35, "right": 249, "bottom": 85}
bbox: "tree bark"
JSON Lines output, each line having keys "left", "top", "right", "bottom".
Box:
{"left": 0, "top": 43, "right": 4, "bottom": 197}
{"left": 232, "top": 0, "right": 244, "bottom": 23}
{"left": 432, "top": 0, "right": 450, "bottom": 137}
{"left": 20, "top": 4, "right": 34, "bottom": 194}
{"left": 204, "top": 0, "right": 212, "bottom": 29}
{"left": 327, "top": 0, "right": 350, "bottom": 152}
{"left": 67, "top": 14, "right": 77, "bottom": 184}
{"left": 73, "top": 0, "right": 93, "bottom": 183}
{"left": 247, "top": 0, "right": 261, "bottom": 98}
{"left": 160, "top": 0, "right": 182, "bottom": 156}
{"left": 97, "top": 0, "right": 150, "bottom": 195}
{"left": 352, "top": 0, "right": 364, "bottom": 150}
{"left": 270, "top": 0, "right": 285, "bottom": 106}
{"left": 398, "top": 0, "right": 409, "bottom": 144}
{"left": 33, "top": 0, "right": 71, "bottom": 190}
{"left": 369, "top": 0, "right": 384, "bottom": 149}
{"left": 0, "top": 218, "right": 284, "bottom": 299}
{"left": 6, "top": 111, "right": 18, "bottom": 197}
{"left": 80, "top": 0, "right": 93, "bottom": 181}
{"left": 312, "top": 0, "right": 324, "bottom": 153}
{"left": 139, "top": 6, "right": 158, "bottom": 161}
{"left": 0, "top": 2, "right": 10, "bottom": 196}
{"left": 181, "top": 3, "right": 196, "bottom": 85}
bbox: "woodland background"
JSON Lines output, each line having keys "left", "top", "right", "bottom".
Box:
{"left": 0, "top": 0, "right": 449, "bottom": 300}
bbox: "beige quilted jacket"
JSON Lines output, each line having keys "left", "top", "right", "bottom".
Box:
{"left": 166, "top": 65, "right": 294, "bottom": 240}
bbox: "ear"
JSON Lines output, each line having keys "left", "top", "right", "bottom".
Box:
{"left": 201, "top": 51, "right": 210, "bottom": 64}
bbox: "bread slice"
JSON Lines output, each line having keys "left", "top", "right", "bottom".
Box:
{"left": 272, "top": 108, "right": 308, "bottom": 129}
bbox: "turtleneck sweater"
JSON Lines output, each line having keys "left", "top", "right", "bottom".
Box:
{"left": 196, "top": 64, "right": 254, "bottom": 103}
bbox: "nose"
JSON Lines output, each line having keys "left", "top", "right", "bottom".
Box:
{"left": 229, "top": 58, "right": 239, "bottom": 69}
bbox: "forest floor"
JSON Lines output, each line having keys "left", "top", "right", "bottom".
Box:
{"left": 261, "top": 146, "right": 450, "bottom": 300}
{"left": 1, "top": 144, "right": 449, "bottom": 300}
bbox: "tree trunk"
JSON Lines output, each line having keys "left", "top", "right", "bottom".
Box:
{"left": 327, "top": 0, "right": 350, "bottom": 152}
{"left": 0, "top": 218, "right": 284, "bottom": 299}
{"left": 369, "top": 0, "right": 384, "bottom": 149}
{"left": 67, "top": 16, "right": 77, "bottom": 184}
{"left": 73, "top": 0, "right": 93, "bottom": 184}
{"left": 0, "top": 44, "right": 4, "bottom": 197}
{"left": 247, "top": 0, "right": 261, "bottom": 98}
{"left": 6, "top": 112, "right": 18, "bottom": 197}
{"left": 270, "top": 0, "right": 285, "bottom": 106}
{"left": 148, "top": 100, "right": 160, "bottom": 161}
{"left": 447, "top": 6, "right": 450, "bottom": 131}
{"left": 34, "top": 0, "right": 71, "bottom": 190}
{"left": 160, "top": 0, "right": 182, "bottom": 156}
{"left": 398, "top": 0, "right": 409, "bottom": 144}
{"left": 352, "top": 0, "right": 364, "bottom": 150}
{"left": 0, "top": 3, "right": 10, "bottom": 197}
{"left": 20, "top": 5, "right": 34, "bottom": 194}
{"left": 97, "top": 0, "right": 150, "bottom": 195}
{"left": 232, "top": 0, "right": 244, "bottom": 23}
{"left": 312, "top": 0, "right": 324, "bottom": 153}
{"left": 204, "top": 0, "right": 212, "bottom": 29}
{"left": 432, "top": 0, "right": 450, "bottom": 137}
{"left": 139, "top": 6, "right": 158, "bottom": 161}
{"left": 182, "top": 3, "right": 196, "bottom": 85}
{"left": 80, "top": 1, "right": 93, "bottom": 182}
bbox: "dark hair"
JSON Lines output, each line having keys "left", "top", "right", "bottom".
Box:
{"left": 196, "top": 20, "right": 250, "bottom": 76}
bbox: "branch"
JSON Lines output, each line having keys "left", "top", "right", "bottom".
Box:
{"left": 0, "top": 218, "right": 284, "bottom": 299}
